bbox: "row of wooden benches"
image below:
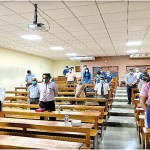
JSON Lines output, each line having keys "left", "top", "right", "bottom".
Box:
{"left": 132, "top": 89, "right": 150, "bottom": 149}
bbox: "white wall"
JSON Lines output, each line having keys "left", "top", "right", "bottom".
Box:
{"left": 0, "top": 47, "right": 53, "bottom": 90}
{"left": 53, "top": 60, "right": 81, "bottom": 77}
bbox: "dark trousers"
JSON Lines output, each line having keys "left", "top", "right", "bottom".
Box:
{"left": 98, "top": 95, "right": 108, "bottom": 106}
{"left": 39, "top": 101, "right": 56, "bottom": 121}
{"left": 127, "top": 84, "right": 136, "bottom": 103}
{"left": 30, "top": 98, "right": 39, "bottom": 110}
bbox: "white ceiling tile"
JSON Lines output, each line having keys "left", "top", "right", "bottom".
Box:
{"left": 35, "top": 1, "right": 66, "bottom": 10}
{"left": 129, "top": 10, "right": 150, "bottom": 20}
{"left": 106, "top": 20, "right": 127, "bottom": 28}
{"left": 102, "top": 12, "right": 127, "bottom": 22}
{"left": 2, "top": 2, "right": 33, "bottom": 13}
{"left": 98, "top": 2, "right": 127, "bottom": 14}
{"left": 64, "top": 25, "right": 85, "bottom": 32}
{"left": 84, "top": 23, "right": 105, "bottom": 30}
{"left": 129, "top": 2, "right": 150, "bottom": 11}
{"left": 0, "top": 4, "right": 15, "bottom": 16}
{"left": 0, "top": 24, "right": 22, "bottom": 32}
{"left": 0, "top": 14, "right": 28, "bottom": 24}
{"left": 44, "top": 8, "right": 74, "bottom": 19}
{"left": 128, "top": 18, "right": 150, "bottom": 26}
{"left": 55, "top": 17, "right": 80, "bottom": 27}
{"left": 70, "top": 5, "right": 99, "bottom": 17}
{"left": 128, "top": 25, "right": 148, "bottom": 32}
{"left": 78, "top": 15, "right": 102, "bottom": 24}
{"left": 65, "top": 1, "right": 95, "bottom": 8}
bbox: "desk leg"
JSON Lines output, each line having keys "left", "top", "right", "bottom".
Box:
{"left": 145, "top": 133, "right": 150, "bottom": 149}
{"left": 23, "top": 128, "right": 26, "bottom": 136}
{"left": 93, "top": 133, "right": 98, "bottom": 149}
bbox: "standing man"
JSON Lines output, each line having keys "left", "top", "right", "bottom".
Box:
{"left": 134, "top": 68, "right": 141, "bottom": 80}
{"left": 39, "top": 73, "right": 58, "bottom": 120}
{"left": 81, "top": 65, "right": 87, "bottom": 79}
{"left": 105, "top": 71, "right": 113, "bottom": 83}
{"left": 99, "top": 68, "right": 106, "bottom": 78}
{"left": 27, "top": 78, "right": 40, "bottom": 105}
{"left": 63, "top": 66, "right": 69, "bottom": 76}
{"left": 0, "top": 85, "right": 6, "bottom": 111}
{"left": 25, "top": 70, "right": 36, "bottom": 87}
{"left": 94, "top": 75, "right": 110, "bottom": 106}
{"left": 125, "top": 68, "right": 137, "bottom": 104}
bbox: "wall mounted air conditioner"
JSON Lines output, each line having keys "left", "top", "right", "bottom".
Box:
{"left": 130, "top": 53, "right": 150, "bottom": 58}
{"left": 70, "top": 56, "right": 95, "bottom": 61}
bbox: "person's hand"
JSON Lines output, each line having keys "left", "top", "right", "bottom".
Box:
{"left": 129, "top": 84, "right": 132, "bottom": 87}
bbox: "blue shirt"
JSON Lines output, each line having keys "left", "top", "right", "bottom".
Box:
{"left": 28, "top": 84, "right": 40, "bottom": 98}
{"left": 25, "top": 73, "right": 36, "bottom": 83}
{"left": 105, "top": 75, "right": 112, "bottom": 83}
{"left": 125, "top": 73, "right": 137, "bottom": 85}
{"left": 139, "top": 73, "right": 149, "bottom": 80}
{"left": 82, "top": 72, "right": 92, "bottom": 84}
{"left": 100, "top": 72, "right": 106, "bottom": 78}
{"left": 63, "top": 69, "right": 69, "bottom": 76}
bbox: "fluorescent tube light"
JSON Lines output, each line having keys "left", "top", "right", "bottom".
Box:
{"left": 20, "top": 35, "right": 42, "bottom": 40}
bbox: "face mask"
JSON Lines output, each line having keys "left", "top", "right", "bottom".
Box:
{"left": 100, "top": 80, "right": 104, "bottom": 83}
{"left": 43, "top": 78, "right": 49, "bottom": 84}
{"left": 136, "top": 70, "right": 139, "bottom": 73}
{"left": 85, "top": 70, "right": 88, "bottom": 72}
{"left": 77, "top": 81, "right": 82, "bottom": 85}
{"left": 69, "top": 70, "right": 72, "bottom": 73}
{"left": 32, "top": 81, "right": 37, "bottom": 85}
{"left": 130, "top": 72, "right": 133, "bottom": 74}
{"left": 96, "top": 74, "right": 100, "bottom": 77}
{"left": 142, "top": 78, "right": 148, "bottom": 82}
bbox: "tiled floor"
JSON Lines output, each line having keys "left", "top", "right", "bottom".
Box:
{"left": 100, "top": 127, "right": 140, "bottom": 149}
{"left": 98, "top": 87, "right": 141, "bottom": 149}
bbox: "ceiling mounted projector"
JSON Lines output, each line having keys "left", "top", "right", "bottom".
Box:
{"left": 28, "top": 4, "right": 45, "bottom": 31}
{"left": 70, "top": 56, "right": 95, "bottom": 61}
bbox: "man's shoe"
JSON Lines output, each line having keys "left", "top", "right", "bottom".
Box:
{"left": 127, "top": 102, "right": 131, "bottom": 104}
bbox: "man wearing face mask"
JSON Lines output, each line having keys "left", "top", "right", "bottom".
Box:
{"left": 94, "top": 76, "right": 110, "bottom": 106}
{"left": 25, "top": 70, "right": 36, "bottom": 87}
{"left": 99, "top": 68, "right": 106, "bottom": 78}
{"left": 134, "top": 68, "right": 141, "bottom": 81}
{"left": 94, "top": 71, "right": 101, "bottom": 84}
{"left": 125, "top": 68, "right": 137, "bottom": 104}
{"left": 39, "top": 73, "right": 58, "bottom": 120}
{"left": 66, "top": 68, "right": 76, "bottom": 84}
{"left": 75, "top": 78, "right": 86, "bottom": 105}
{"left": 138, "top": 75, "right": 149, "bottom": 92}
{"left": 105, "top": 71, "right": 113, "bottom": 83}
{"left": 139, "top": 70, "right": 149, "bottom": 81}
{"left": 27, "top": 78, "right": 40, "bottom": 106}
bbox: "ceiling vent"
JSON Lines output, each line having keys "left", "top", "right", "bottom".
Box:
{"left": 130, "top": 53, "right": 150, "bottom": 58}
{"left": 70, "top": 56, "right": 95, "bottom": 61}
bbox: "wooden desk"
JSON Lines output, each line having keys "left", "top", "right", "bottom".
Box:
{"left": 5, "top": 96, "right": 28, "bottom": 102}
{"left": 55, "top": 97, "right": 108, "bottom": 110}
{"left": 0, "top": 118, "right": 93, "bottom": 148}
{"left": 0, "top": 135, "right": 82, "bottom": 149}
{"left": 2, "top": 109, "right": 100, "bottom": 129}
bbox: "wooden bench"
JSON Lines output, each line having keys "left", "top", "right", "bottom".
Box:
{"left": 0, "top": 118, "right": 93, "bottom": 148}
{"left": 0, "top": 135, "right": 83, "bottom": 149}
{"left": 1, "top": 109, "right": 100, "bottom": 130}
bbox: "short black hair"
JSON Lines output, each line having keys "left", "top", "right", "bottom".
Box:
{"left": 65, "top": 66, "right": 68, "bottom": 68}
{"left": 83, "top": 65, "right": 87, "bottom": 67}
{"left": 43, "top": 73, "right": 51, "bottom": 79}
{"left": 27, "top": 70, "right": 31, "bottom": 74}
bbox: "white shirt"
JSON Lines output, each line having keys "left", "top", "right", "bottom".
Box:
{"left": 39, "top": 82, "right": 58, "bottom": 102}
{"left": 0, "top": 85, "right": 6, "bottom": 102}
{"left": 94, "top": 82, "right": 110, "bottom": 95}
{"left": 134, "top": 72, "right": 141, "bottom": 79}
